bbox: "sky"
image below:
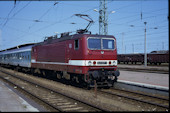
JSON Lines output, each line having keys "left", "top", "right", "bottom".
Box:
{"left": 0, "top": 0, "right": 169, "bottom": 54}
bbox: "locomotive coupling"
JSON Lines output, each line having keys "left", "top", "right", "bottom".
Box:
{"left": 89, "top": 69, "right": 120, "bottom": 81}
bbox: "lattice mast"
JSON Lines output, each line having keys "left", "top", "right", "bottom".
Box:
{"left": 99, "top": 0, "right": 108, "bottom": 35}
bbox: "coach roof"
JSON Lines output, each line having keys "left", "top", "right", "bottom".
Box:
{"left": 0, "top": 43, "right": 35, "bottom": 53}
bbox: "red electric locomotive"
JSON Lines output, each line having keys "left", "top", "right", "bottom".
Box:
{"left": 31, "top": 32, "right": 119, "bottom": 87}
{"left": 31, "top": 14, "right": 120, "bottom": 88}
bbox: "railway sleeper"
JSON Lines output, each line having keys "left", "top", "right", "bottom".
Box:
{"left": 58, "top": 104, "right": 78, "bottom": 108}
{"left": 56, "top": 102, "right": 73, "bottom": 106}
{"left": 62, "top": 107, "right": 84, "bottom": 111}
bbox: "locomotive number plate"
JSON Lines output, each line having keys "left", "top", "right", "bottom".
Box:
{"left": 97, "top": 62, "right": 107, "bottom": 64}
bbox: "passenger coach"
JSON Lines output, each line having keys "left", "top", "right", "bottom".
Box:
{"left": 0, "top": 43, "right": 34, "bottom": 67}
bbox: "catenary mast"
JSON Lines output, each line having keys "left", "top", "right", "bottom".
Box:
{"left": 99, "top": 0, "right": 108, "bottom": 35}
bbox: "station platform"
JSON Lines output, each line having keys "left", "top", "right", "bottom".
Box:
{"left": 117, "top": 65, "right": 169, "bottom": 90}
{"left": 117, "top": 64, "right": 169, "bottom": 73}
{"left": 0, "top": 80, "right": 44, "bottom": 112}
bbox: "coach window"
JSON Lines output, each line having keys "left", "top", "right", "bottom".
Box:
{"left": 74, "top": 39, "right": 79, "bottom": 50}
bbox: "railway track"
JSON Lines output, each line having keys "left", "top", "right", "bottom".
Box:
{"left": 99, "top": 88, "right": 169, "bottom": 110}
{"left": 0, "top": 67, "right": 169, "bottom": 111}
{"left": 0, "top": 69, "right": 105, "bottom": 112}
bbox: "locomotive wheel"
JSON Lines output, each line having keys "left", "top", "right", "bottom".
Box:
{"left": 113, "top": 76, "right": 118, "bottom": 82}
{"left": 84, "top": 83, "right": 91, "bottom": 90}
{"left": 41, "top": 70, "right": 46, "bottom": 77}
{"left": 57, "top": 73, "right": 62, "bottom": 79}
{"left": 15, "top": 66, "right": 21, "bottom": 72}
{"left": 75, "top": 76, "right": 79, "bottom": 83}
{"left": 31, "top": 68, "right": 34, "bottom": 75}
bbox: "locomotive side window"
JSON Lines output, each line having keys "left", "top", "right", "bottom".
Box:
{"left": 74, "top": 39, "right": 79, "bottom": 50}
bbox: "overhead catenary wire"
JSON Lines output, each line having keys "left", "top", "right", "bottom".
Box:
{"left": 1, "top": 4, "right": 17, "bottom": 29}
{"left": 11, "top": 1, "right": 31, "bottom": 19}
{"left": 0, "top": 1, "right": 168, "bottom": 53}
{"left": 1, "top": 1, "right": 31, "bottom": 29}
{"left": 28, "top": 1, "right": 58, "bottom": 30}
{"left": 10, "top": 1, "right": 102, "bottom": 42}
{"left": 0, "top": 17, "right": 45, "bottom": 22}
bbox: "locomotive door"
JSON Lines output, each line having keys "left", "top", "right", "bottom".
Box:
{"left": 66, "top": 42, "right": 72, "bottom": 71}
{"left": 32, "top": 46, "right": 37, "bottom": 62}
{"left": 66, "top": 43, "right": 72, "bottom": 61}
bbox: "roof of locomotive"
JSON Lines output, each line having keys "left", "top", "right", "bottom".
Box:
{"left": 35, "top": 33, "right": 116, "bottom": 46}
{"left": 0, "top": 33, "right": 116, "bottom": 52}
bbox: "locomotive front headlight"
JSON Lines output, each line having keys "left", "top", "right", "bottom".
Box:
{"left": 113, "top": 60, "right": 117, "bottom": 65}
{"left": 88, "top": 61, "right": 92, "bottom": 65}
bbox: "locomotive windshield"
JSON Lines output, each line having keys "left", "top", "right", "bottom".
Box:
{"left": 88, "top": 38, "right": 115, "bottom": 50}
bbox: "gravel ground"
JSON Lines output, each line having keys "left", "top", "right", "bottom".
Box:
{"left": 0, "top": 67, "right": 168, "bottom": 111}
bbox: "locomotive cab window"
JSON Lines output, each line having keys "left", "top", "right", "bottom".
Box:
{"left": 74, "top": 39, "right": 79, "bottom": 50}
{"left": 88, "top": 38, "right": 101, "bottom": 50}
{"left": 88, "top": 37, "right": 115, "bottom": 50}
{"left": 103, "top": 39, "right": 114, "bottom": 49}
